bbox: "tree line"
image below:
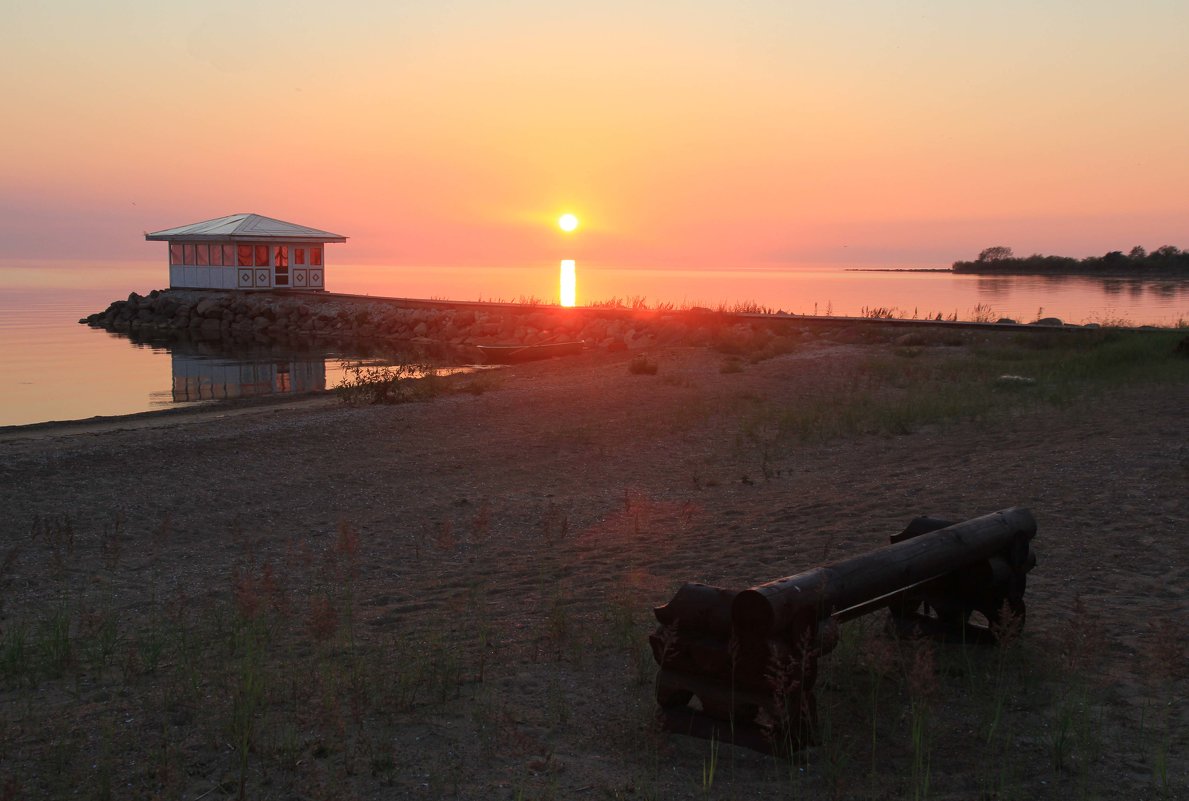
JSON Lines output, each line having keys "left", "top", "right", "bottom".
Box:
{"left": 952, "top": 245, "right": 1189, "bottom": 274}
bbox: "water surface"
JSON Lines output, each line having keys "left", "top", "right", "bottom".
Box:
{"left": 1, "top": 260, "right": 1185, "bottom": 427}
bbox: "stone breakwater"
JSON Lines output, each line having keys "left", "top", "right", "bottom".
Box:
{"left": 79, "top": 289, "right": 861, "bottom": 354}
{"left": 83, "top": 288, "right": 1089, "bottom": 357}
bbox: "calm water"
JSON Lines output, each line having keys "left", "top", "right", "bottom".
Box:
{"left": 1, "top": 259, "right": 1186, "bottom": 427}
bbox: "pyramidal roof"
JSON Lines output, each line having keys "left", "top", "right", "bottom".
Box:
{"left": 145, "top": 213, "right": 347, "bottom": 242}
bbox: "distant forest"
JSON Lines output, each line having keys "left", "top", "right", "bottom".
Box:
{"left": 952, "top": 245, "right": 1189, "bottom": 274}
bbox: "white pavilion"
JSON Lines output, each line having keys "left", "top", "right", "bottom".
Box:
{"left": 145, "top": 213, "right": 347, "bottom": 291}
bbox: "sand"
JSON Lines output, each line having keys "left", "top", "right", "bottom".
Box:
{"left": 0, "top": 340, "right": 1185, "bottom": 799}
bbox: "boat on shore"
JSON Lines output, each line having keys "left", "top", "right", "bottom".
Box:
{"left": 476, "top": 341, "right": 586, "bottom": 364}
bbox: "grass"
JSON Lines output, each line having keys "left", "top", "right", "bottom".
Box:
{"left": 0, "top": 516, "right": 491, "bottom": 798}
{"left": 0, "top": 525, "right": 1174, "bottom": 799}
{"left": 585, "top": 296, "right": 776, "bottom": 314}
{"left": 726, "top": 602, "right": 1118, "bottom": 801}
{"left": 740, "top": 329, "right": 1189, "bottom": 446}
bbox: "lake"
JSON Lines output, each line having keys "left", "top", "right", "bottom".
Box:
{"left": 1, "top": 259, "right": 1186, "bottom": 427}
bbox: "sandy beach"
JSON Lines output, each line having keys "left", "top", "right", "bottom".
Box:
{"left": 1, "top": 336, "right": 1186, "bottom": 799}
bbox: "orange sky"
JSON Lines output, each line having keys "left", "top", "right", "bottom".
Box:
{"left": 2, "top": 1, "right": 1187, "bottom": 267}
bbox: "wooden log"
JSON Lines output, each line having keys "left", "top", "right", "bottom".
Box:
{"left": 656, "top": 667, "right": 774, "bottom": 722}
{"left": 655, "top": 667, "right": 818, "bottom": 752}
{"left": 653, "top": 582, "right": 737, "bottom": 636}
{"left": 648, "top": 628, "right": 734, "bottom": 677}
{"left": 649, "top": 628, "right": 818, "bottom": 691}
{"left": 731, "top": 507, "right": 1036, "bottom": 639}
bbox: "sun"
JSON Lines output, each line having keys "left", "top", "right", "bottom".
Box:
{"left": 558, "top": 213, "right": 579, "bottom": 232}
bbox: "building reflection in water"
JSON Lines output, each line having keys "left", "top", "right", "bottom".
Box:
{"left": 171, "top": 354, "right": 326, "bottom": 401}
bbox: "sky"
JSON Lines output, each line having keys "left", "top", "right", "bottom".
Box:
{"left": 2, "top": 0, "right": 1187, "bottom": 268}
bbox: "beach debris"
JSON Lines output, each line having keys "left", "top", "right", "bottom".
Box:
{"left": 995, "top": 374, "right": 1037, "bottom": 387}
{"left": 649, "top": 508, "right": 1038, "bottom": 753}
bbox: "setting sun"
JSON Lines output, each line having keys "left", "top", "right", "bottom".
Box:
{"left": 558, "top": 214, "right": 579, "bottom": 233}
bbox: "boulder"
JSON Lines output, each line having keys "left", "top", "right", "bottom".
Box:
{"left": 194, "top": 297, "right": 222, "bottom": 318}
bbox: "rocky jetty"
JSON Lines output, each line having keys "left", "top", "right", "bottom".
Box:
{"left": 79, "top": 289, "right": 825, "bottom": 354}
{"left": 82, "top": 289, "right": 1088, "bottom": 359}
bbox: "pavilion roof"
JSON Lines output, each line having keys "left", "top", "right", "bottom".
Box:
{"left": 145, "top": 214, "right": 347, "bottom": 242}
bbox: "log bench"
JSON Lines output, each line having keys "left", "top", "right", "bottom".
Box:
{"left": 648, "top": 507, "right": 1038, "bottom": 753}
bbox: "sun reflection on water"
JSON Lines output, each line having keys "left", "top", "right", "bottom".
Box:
{"left": 560, "top": 259, "right": 576, "bottom": 307}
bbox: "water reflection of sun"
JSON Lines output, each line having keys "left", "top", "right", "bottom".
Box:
{"left": 560, "top": 260, "right": 576, "bottom": 307}
{"left": 558, "top": 214, "right": 578, "bottom": 306}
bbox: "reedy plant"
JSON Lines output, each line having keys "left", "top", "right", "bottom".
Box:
{"left": 335, "top": 360, "right": 439, "bottom": 405}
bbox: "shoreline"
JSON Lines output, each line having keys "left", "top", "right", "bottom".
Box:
{"left": 7, "top": 288, "right": 1166, "bottom": 430}
{"left": 0, "top": 389, "right": 337, "bottom": 442}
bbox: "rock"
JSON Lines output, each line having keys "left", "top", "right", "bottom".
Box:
{"left": 995, "top": 318, "right": 1018, "bottom": 325}
{"left": 1031, "top": 317, "right": 1063, "bottom": 327}
{"left": 526, "top": 312, "right": 552, "bottom": 329}
{"left": 194, "top": 297, "right": 222, "bottom": 318}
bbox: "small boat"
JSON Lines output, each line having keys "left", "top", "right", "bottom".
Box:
{"left": 476, "top": 341, "right": 586, "bottom": 364}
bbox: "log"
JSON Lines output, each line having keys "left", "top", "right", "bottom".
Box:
{"left": 656, "top": 667, "right": 775, "bottom": 721}
{"left": 653, "top": 582, "right": 738, "bottom": 636}
{"left": 655, "top": 667, "right": 819, "bottom": 752}
{"left": 731, "top": 508, "right": 1036, "bottom": 639}
{"left": 650, "top": 628, "right": 819, "bottom": 690}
